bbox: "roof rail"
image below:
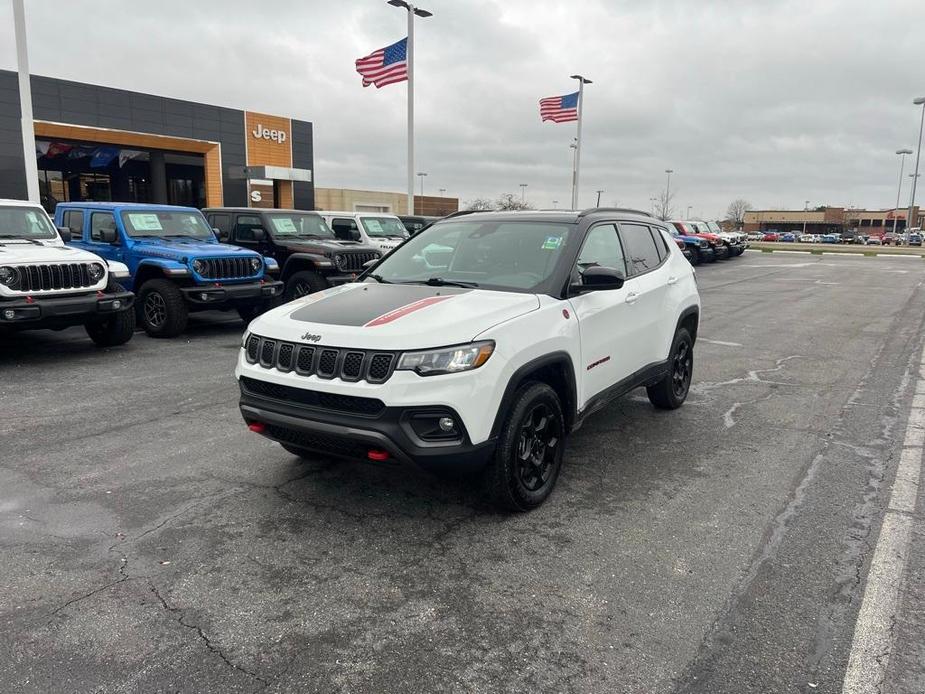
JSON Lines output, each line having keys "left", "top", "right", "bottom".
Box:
{"left": 441, "top": 209, "right": 493, "bottom": 219}
{"left": 577, "top": 207, "right": 653, "bottom": 218}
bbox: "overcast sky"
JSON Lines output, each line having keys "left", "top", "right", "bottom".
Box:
{"left": 1, "top": 0, "right": 923, "bottom": 218}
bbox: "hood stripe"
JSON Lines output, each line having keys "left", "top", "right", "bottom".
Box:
{"left": 364, "top": 295, "right": 453, "bottom": 327}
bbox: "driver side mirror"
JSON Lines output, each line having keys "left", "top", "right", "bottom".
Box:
{"left": 570, "top": 266, "right": 626, "bottom": 295}
{"left": 56, "top": 226, "right": 72, "bottom": 242}
{"left": 251, "top": 227, "right": 267, "bottom": 242}
{"left": 101, "top": 227, "right": 118, "bottom": 244}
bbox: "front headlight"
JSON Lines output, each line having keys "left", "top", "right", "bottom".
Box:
{"left": 87, "top": 263, "right": 105, "bottom": 281}
{"left": 0, "top": 266, "right": 20, "bottom": 288}
{"left": 699, "top": 240, "right": 709, "bottom": 249}
{"left": 397, "top": 341, "right": 495, "bottom": 376}
{"left": 250, "top": 257, "right": 262, "bottom": 273}
{"left": 192, "top": 259, "right": 206, "bottom": 274}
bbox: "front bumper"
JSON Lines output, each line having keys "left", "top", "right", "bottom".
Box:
{"left": 0, "top": 288, "right": 134, "bottom": 329}
{"left": 181, "top": 280, "right": 284, "bottom": 307}
{"left": 239, "top": 378, "right": 496, "bottom": 472}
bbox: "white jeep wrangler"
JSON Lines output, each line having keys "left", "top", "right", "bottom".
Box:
{"left": 236, "top": 209, "right": 701, "bottom": 510}
{"left": 0, "top": 199, "right": 135, "bottom": 346}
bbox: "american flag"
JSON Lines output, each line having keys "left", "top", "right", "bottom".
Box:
{"left": 539, "top": 91, "right": 580, "bottom": 123}
{"left": 355, "top": 37, "right": 408, "bottom": 88}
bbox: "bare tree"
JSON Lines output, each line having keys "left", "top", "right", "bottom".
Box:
{"left": 655, "top": 188, "right": 676, "bottom": 221}
{"left": 495, "top": 193, "right": 533, "bottom": 211}
{"left": 725, "top": 199, "right": 753, "bottom": 227}
{"left": 464, "top": 197, "right": 493, "bottom": 211}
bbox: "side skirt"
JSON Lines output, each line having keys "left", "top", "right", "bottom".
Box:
{"left": 572, "top": 360, "right": 670, "bottom": 431}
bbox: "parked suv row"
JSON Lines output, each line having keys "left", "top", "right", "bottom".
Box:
{"left": 668, "top": 220, "right": 747, "bottom": 264}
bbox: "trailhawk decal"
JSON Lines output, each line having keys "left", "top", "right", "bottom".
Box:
{"left": 365, "top": 296, "right": 453, "bottom": 327}
{"left": 288, "top": 284, "right": 468, "bottom": 326}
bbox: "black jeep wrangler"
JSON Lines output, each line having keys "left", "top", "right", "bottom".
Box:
{"left": 204, "top": 208, "right": 381, "bottom": 300}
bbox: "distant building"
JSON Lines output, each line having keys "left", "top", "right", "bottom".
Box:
{"left": 743, "top": 207, "right": 921, "bottom": 235}
{"left": 314, "top": 187, "right": 458, "bottom": 216}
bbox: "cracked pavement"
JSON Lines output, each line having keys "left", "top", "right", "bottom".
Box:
{"left": 2, "top": 253, "right": 925, "bottom": 693}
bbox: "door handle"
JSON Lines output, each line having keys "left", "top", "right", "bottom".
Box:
{"left": 667, "top": 276, "right": 678, "bottom": 285}
{"left": 625, "top": 292, "right": 638, "bottom": 304}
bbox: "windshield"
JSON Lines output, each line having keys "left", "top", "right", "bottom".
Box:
{"left": 0, "top": 205, "right": 57, "bottom": 240}
{"left": 120, "top": 210, "right": 214, "bottom": 239}
{"left": 266, "top": 213, "right": 334, "bottom": 239}
{"left": 361, "top": 216, "right": 408, "bottom": 238}
{"left": 367, "top": 220, "right": 572, "bottom": 291}
{"left": 707, "top": 221, "right": 721, "bottom": 233}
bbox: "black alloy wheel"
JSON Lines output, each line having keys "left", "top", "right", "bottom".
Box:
{"left": 672, "top": 339, "right": 693, "bottom": 398}
{"left": 143, "top": 292, "right": 167, "bottom": 329}
{"left": 516, "top": 403, "right": 561, "bottom": 492}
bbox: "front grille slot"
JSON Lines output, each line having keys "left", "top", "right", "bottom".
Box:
{"left": 197, "top": 256, "right": 257, "bottom": 280}
{"left": 241, "top": 377, "right": 385, "bottom": 417}
{"left": 338, "top": 252, "right": 380, "bottom": 273}
{"left": 15, "top": 262, "right": 96, "bottom": 292}
{"left": 246, "top": 335, "right": 397, "bottom": 384}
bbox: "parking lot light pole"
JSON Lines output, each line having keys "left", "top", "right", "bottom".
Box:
{"left": 519, "top": 183, "right": 528, "bottom": 202}
{"left": 894, "top": 149, "right": 913, "bottom": 234}
{"left": 595, "top": 190, "right": 604, "bottom": 206}
{"left": 909, "top": 98, "right": 925, "bottom": 230}
{"left": 569, "top": 75, "right": 591, "bottom": 210}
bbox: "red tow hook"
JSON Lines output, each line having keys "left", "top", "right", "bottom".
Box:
{"left": 248, "top": 422, "right": 266, "bottom": 434}
{"left": 367, "top": 449, "right": 389, "bottom": 462}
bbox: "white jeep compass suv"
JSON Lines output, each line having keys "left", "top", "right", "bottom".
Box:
{"left": 236, "top": 209, "right": 701, "bottom": 510}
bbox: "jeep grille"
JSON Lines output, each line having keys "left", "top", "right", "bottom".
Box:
{"left": 196, "top": 257, "right": 259, "bottom": 280}
{"left": 336, "top": 251, "right": 379, "bottom": 273}
{"left": 245, "top": 334, "right": 397, "bottom": 384}
{"left": 10, "top": 263, "right": 98, "bottom": 292}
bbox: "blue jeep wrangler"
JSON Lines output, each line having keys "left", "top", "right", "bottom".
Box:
{"left": 55, "top": 203, "right": 283, "bottom": 337}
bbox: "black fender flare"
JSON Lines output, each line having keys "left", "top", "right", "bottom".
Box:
{"left": 489, "top": 351, "right": 578, "bottom": 437}
{"left": 280, "top": 252, "right": 331, "bottom": 279}
{"left": 675, "top": 305, "right": 699, "bottom": 343}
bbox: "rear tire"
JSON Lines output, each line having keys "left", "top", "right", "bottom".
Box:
{"left": 284, "top": 271, "right": 328, "bottom": 301}
{"left": 138, "top": 279, "right": 188, "bottom": 338}
{"left": 85, "top": 282, "right": 135, "bottom": 347}
{"left": 647, "top": 327, "right": 693, "bottom": 410}
{"left": 484, "top": 381, "right": 565, "bottom": 512}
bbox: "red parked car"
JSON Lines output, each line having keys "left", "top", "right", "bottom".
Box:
{"left": 762, "top": 232, "right": 780, "bottom": 242}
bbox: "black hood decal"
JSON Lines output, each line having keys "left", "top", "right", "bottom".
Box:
{"left": 289, "top": 284, "right": 469, "bottom": 326}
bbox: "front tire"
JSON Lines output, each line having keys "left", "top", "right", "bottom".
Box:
{"left": 138, "top": 279, "right": 188, "bottom": 338}
{"left": 647, "top": 327, "right": 693, "bottom": 410}
{"left": 484, "top": 381, "right": 566, "bottom": 512}
{"left": 85, "top": 283, "right": 135, "bottom": 346}
{"left": 689, "top": 247, "right": 701, "bottom": 266}
{"left": 284, "top": 271, "right": 328, "bottom": 301}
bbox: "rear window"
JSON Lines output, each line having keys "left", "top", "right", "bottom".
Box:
{"left": 620, "top": 223, "right": 663, "bottom": 276}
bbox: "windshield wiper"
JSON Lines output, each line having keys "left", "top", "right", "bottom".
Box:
{"left": 402, "top": 277, "right": 479, "bottom": 288}
{"left": 163, "top": 234, "right": 206, "bottom": 240}
{"left": 367, "top": 274, "right": 392, "bottom": 284}
{"left": 0, "top": 235, "right": 43, "bottom": 245}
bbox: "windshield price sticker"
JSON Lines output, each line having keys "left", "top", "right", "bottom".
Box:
{"left": 272, "top": 218, "right": 299, "bottom": 234}
{"left": 128, "top": 213, "right": 163, "bottom": 231}
{"left": 542, "top": 236, "right": 563, "bottom": 250}
{"left": 365, "top": 219, "right": 383, "bottom": 233}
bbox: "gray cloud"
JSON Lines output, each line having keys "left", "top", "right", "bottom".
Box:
{"left": 0, "top": 0, "right": 922, "bottom": 218}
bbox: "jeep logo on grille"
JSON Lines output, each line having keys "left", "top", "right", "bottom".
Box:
{"left": 301, "top": 333, "right": 322, "bottom": 342}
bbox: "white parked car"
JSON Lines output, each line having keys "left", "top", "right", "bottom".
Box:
{"left": 0, "top": 199, "right": 135, "bottom": 345}
{"left": 319, "top": 211, "right": 409, "bottom": 254}
{"left": 236, "top": 209, "right": 701, "bottom": 510}
{"left": 799, "top": 234, "right": 814, "bottom": 242}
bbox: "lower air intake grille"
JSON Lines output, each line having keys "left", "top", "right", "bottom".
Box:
{"left": 241, "top": 377, "right": 385, "bottom": 416}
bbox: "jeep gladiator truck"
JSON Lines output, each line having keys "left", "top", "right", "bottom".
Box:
{"left": 204, "top": 208, "right": 381, "bottom": 300}
{"left": 236, "top": 208, "right": 701, "bottom": 511}
{"left": 55, "top": 202, "right": 283, "bottom": 338}
{"left": 0, "top": 199, "right": 135, "bottom": 346}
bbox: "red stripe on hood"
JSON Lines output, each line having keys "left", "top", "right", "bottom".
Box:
{"left": 364, "top": 295, "right": 453, "bottom": 327}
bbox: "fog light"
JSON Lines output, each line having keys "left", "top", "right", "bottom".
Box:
{"left": 199, "top": 293, "right": 209, "bottom": 301}
{"left": 438, "top": 417, "right": 455, "bottom": 433}
{"left": 2, "top": 309, "right": 14, "bottom": 320}
{"left": 111, "top": 300, "right": 121, "bottom": 310}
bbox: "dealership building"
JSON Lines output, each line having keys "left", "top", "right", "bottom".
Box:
{"left": 0, "top": 71, "right": 314, "bottom": 211}
{"left": 743, "top": 207, "right": 922, "bottom": 235}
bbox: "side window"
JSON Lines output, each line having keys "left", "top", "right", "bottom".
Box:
{"left": 331, "top": 217, "right": 358, "bottom": 239}
{"left": 90, "top": 212, "right": 116, "bottom": 242}
{"left": 650, "top": 226, "right": 669, "bottom": 262}
{"left": 576, "top": 224, "right": 626, "bottom": 275}
{"left": 234, "top": 215, "right": 263, "bottom": 242}
{"left": 209, "top": 213, "right": 232, "bottom": 240}
{"left": 619, "top": 223, "right": 662, "bottom": 276}
{"left": 63, "top": 210, "right": 84, "bottom": 236}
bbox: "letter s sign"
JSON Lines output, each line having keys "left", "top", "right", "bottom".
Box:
{"left": 250, "top": 190, "right": 262, "bottom": 203}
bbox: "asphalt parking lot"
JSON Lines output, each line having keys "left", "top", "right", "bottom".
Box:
{"left": 2, "top": 251, "right": 925, "bottom": 693}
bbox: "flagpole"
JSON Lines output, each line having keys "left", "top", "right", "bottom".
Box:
{"left": 569, "top": 75, "right": 591, "bottom": 210}
{"left": 406, "top": 6, "right": 414, "bottom": 215}
{"left": 12, "top": 0, "right": 39, "bottom": 203}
